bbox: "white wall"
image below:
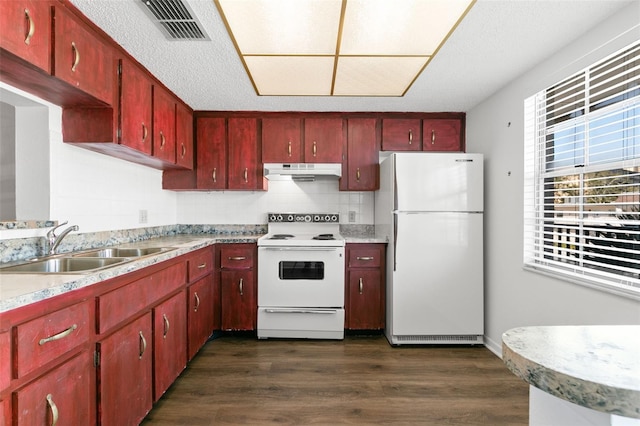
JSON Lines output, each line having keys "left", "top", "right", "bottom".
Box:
{"left": 466, "top": 2, "right": 640, "bottom": 355}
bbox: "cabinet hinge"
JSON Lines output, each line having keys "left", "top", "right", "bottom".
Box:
{"left": 94, "top": 350, "right": 100, "bottom": 367}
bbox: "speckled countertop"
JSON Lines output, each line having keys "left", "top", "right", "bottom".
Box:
{"left": 502, "top": 325, "right": 640, "bottom": 419}
{"left": 0, "top": 225, "right": 386, "bottom": 313}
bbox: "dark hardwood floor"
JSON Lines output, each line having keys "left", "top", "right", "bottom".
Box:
{"left": 141, "top": 334, "right": 529, "bottom": 425}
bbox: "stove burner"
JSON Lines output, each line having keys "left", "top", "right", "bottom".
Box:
{"left": 313, "top": 234, "right": 335, "bottom": 240}
{"left": 269, "top": 234, "right": 295, "bottom": 240}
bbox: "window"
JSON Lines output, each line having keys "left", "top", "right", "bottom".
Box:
{"left": 524, "top": 41, "right": 640, "bottom": 298}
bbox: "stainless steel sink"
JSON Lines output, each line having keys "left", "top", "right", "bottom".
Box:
{"left": 72, "top": 247, "right": 170, "bottom": 258}
{"left": 0, "top": 257, "right": 127, "bottom": 273}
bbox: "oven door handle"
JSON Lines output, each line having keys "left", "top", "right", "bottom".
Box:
{"left": 264, "top": 309, "right": 339, "bottom": 314}
{"left": 260, "top": 247, "right": 341, "bottom": 252}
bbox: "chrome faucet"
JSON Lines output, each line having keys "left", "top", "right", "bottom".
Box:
{"left": 47, "top": 221, "right": 79, "bottom": 255}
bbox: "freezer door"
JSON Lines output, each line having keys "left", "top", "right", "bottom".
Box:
{"left": 394, "top": 153, "right": 483, "bottom": 212}
{"left": 390, "top": 212, "right": 483, "bottom": 337}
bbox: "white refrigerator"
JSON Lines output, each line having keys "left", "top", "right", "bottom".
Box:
{"left": 375, "top": 152, "right": 484, "bottom": 345}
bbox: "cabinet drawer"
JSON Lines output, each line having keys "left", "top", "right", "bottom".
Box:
{"left": 348, "top": 247, "right": 382, "bottom": 268}
{"left": 188, "top": 248, "right": 213, "bottom": 282}
{"left": 98, "top": 262, "right": 186, "bottom": 333}
{"left": 14, "top": 300, "right": 92, "bottom": 378}
{"left": 220, "top": 245, "right": 254, "bottom": 270}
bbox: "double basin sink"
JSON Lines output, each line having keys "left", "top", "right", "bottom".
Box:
{"left": 0, "top": 247, "right": 173, "bottom": 274}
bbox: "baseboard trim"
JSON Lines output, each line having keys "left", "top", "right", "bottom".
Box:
{"left": 484, "top": 335, "right": 503, "bottom": 358}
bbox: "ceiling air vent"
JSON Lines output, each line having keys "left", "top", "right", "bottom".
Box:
{"left": 139, "top": 0, "right": 209, "bottom": 41}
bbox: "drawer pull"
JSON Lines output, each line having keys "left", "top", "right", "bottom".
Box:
{"left": 24, "top": 9, "right": 35, "bottom": 45}
{"left": 431, "top": 129, "right": 436, "bottom": 145}
{"left": 212, "top": 167, "right": 217, "bottom": 182}
{"left": 359, "top": 277, "right": 363, "bottom": 294}
{"left": 287, "top": 140, "right": 292, "bottom": 156}
{"left": 313, "top": 141, "right": 317, "bottom": 156}
{"left": 194, "top": 292, "right": 200, "bottom": 312}
{"left": 46, "top": 394, "right": 59, "bottom": 426}
{"left": 356, "top": 256, "right": 374, "bottom": 261}
{"left": 39, "top": 324, "right": 77, "bottom": 345}
{"left": 139, "top": 331, "right": 147, "bottom": 359}
{"left": 181, "top": 143, "right": 186, "bottom": 158}
{"left": 409, "top": 129, "right": 413, "bottom": 145}
{"left": 228, "top": 256, "right": 246, "bottom": 261}
{"left": 71, "top": 42, "right": 80, "bottom": 72}
{"left": 163, "top": 314, "right": 170, "bottom": 339}
{"left": 160, "top": 131, "right": 166, "bottom": 147}
{"left": 239, "top": 277, "right": 244, "bottom": 296}
{"left": 142, "top": 123, "right": 148, "bottom": 142}
{"left": 243, "top": 167, "right": 248, "bottom": 183}
{"left": 356, "top": 168, "right": 361, "bottom": 181}
{"left": 197, "top": 263, "right": 207, "bottom": 269}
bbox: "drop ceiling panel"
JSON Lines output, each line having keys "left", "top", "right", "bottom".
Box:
{"left": 334, "top": 56, "right": 428, "bottom": 96}
{"left": 217, "top": 0, "right": 342, "bottom": 55}
{"left": 340, "top": 0, "right": 474, "bottom": 55}
{"left": 245, "top": 56, "right": 335, "bottom": 95}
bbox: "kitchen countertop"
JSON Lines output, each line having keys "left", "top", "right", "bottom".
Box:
{"left": 502, "top": 325, "right": 640, "bottom": 419}
{"left": 0, "top": 230, "right": 386, "bottom": 313}
{"left": 0, "top": 234, "right": 256, "bottom": 313}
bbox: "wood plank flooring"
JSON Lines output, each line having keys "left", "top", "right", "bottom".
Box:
{"left": 141, "top": 334, "right": 529, "bottom": 425}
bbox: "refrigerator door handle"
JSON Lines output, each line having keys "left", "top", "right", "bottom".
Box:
{"left": 393, "top": 213, "right": 398, "bottom": 271}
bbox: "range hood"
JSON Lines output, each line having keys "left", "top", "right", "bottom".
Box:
{"left": 264, "top": 163, "right": 342, "bottom": 181}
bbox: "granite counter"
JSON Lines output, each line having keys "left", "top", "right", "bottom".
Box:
{"left": 503, "top": 325, "right": 640, "bottom": 424}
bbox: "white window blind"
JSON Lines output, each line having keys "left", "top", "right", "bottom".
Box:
{"left": 524, "top": 41, "right": 640, "bottom": 298}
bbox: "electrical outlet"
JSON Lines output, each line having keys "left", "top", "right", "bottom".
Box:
{"left": 139, "top": 209, "right": 148, "bottom": 223}
{"left": 348, "top": 211, "right": 356, "bottom": 223}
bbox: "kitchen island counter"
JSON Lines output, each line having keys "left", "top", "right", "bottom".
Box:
{"left": 502, "top": 325, "right": 640, "bottom": 423}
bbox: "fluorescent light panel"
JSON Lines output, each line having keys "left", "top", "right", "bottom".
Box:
{"left": 216, "top": 0, "right": 474, "bottom": 96}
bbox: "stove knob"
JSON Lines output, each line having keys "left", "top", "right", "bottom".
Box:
{"left": 314, "top": 215, "right": 320, "bottom": 222}
{"left": 325, "top": 215, "right": 331, "bottom": 222}
{"left": 287, "top": 214, "right": 294, "bottom": 222}
{"left": 331, "top": 215, "right": 338, "bottom": 222}
{"left": 269, "top": 214, "right": 277, "bottom": 222}
{"left": 304, "top": 214, "right": 312, "bottom": 222}
{"left": 276, "top": 215, "right": 283, "bottom": 222}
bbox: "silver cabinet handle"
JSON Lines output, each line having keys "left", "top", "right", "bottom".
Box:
{"left": 228, "top": 256, "right": 246, "bottom": 261}
{"left": 71, "top": 42, "right": 80, "bottom": 72}
{"left": 239, "top": 277, "right": 244, "bottom": 296}
{"left": 197, "top": 263, "right": 207, "bottom": 269}
{"left": 139, "top": 331, "right": 147, "bottom": 359}
{"left": 163, "top": 314, "right": 170, "bottom": 339}
{"left": 359, "top": 277, "right": 363, "bottom": 294}
{"left": 356, "top": 256, "right": 374, "bottom": 261}
{"left": 39, "top": 324, "right": 77, "bottom": 345}
{"left": 24, "top": 9, "right": 35, "bottom": 45}
{"left": 46, "top": 394, "right": 59, "bottom": 426}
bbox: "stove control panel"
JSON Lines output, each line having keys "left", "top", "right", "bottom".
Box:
{"left": 268, "top": 213, "right": 339, "bottom": 223}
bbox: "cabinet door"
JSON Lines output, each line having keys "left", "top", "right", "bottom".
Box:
{"left": 153, "top": 85, "right": 176, "bottom": 164}
{"left": 196, "top": 117, "right": 227, "bottom": 189}
{"left": 228, "top": 117, "right": 261, "bottom": 190}
{"left": 0, "top": 0, "right": 51, "bottom": 73}
{"left": 346, "top": 269, "right": 383, "bottom": 330}
{"left": 422, "top": 119, "right": 462, "bottom": 152}
{"left": 262, "top": 117, "right": 302, "bottom": 163}
{"left": 304, "top": 118, "right": 343, "bottom": 162}
{"left": 153, "top": 291, "right": 187, "bottom": 401}
{"left": 52, "top": 6, "right": 113, "bottom": 104}
{"left": 381, "top": 119, "right": 421, "bottom": 151}
{"left": 98, "top": 313, "right": 153, "bottom": 426}
{"left": 220, "top": 270, "right": 256, "bottom": 331}
{"left": 344, "top": 118, "right": 379, "bottom": 191}
{"left": 176, "top": 102, "right": 194, "bottom": 169}
{"left": 119, "top": 58, "right": 152, "bottom": 155}
{"left": 187, "top": 275, "right": 214, "bottom": 360}
{"left": 14, "top": 351, "right": 94, "bottom": 426}
{"left": 0, "top": 331, "right": 10, "bottom": 392}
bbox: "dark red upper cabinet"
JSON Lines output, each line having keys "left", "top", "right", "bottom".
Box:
{"left": 381, "top": 119, "right": 422, "bottom": 151}
{"left": 262, "top": 117, "right": 302, "bottom": 163}
{"left": 0, "top": 0, "right": 52, "bottom": 73}
{"left": 52, "top": 6, "right": 114, "bottom": 105}
{"left": 119, "top": 58, "right": 153, "bottom": 155}
{"left": 422, "top": 119, "right": 463, "bottom": 152}
{"left": 152, "top": 85, "right": 176, "bottom": 164}
{"left": 303, "top": 118, "right": 343, "bottom": 163}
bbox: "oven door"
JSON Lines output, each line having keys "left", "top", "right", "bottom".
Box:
{"left": 258, "top": 246, "right": 345, "bottom": 307}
